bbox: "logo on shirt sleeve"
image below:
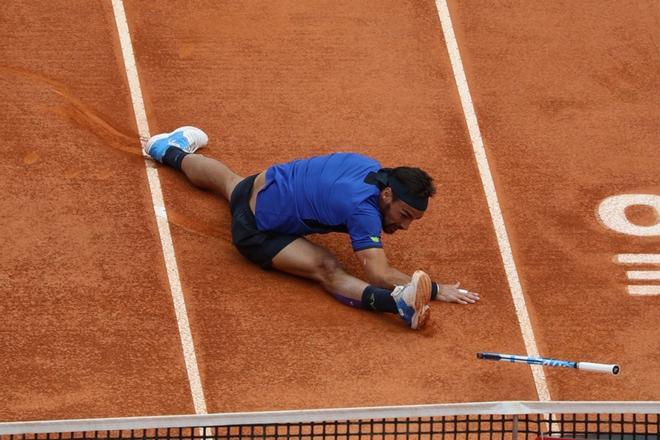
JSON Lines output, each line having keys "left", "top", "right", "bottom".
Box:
{"left": 370, "top": 236, "right": 381, "bottom": 243}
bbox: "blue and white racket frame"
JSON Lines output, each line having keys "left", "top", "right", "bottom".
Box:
{"left": 477, "top": 352, "right": 620, "bottom": 375}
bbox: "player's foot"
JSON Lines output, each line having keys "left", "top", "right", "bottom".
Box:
{"left": 391, "top": 270, "right": 432, "bottom": 330}
{"left": 144, "top": 126, "right": 208, "bottom": 162}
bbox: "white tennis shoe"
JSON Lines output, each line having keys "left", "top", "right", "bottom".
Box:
{"left": 391, "top": 270, "right": 432, "bottom": 329}
{"left": 144, "top": 126, "right": 208, "bottom": 162}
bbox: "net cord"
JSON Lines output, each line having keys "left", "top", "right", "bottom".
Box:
{"left": 1, "top": 401, "right": 659, "bottom": 436}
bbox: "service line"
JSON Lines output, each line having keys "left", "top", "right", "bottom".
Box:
{"left": 434, "top": 0, "right": 551, "bottom": 401}
{"left": 110, "top": 0, "right": 208, "bottom": 414}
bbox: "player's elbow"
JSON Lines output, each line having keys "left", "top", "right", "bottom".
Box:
{"left": 356, "top": 247, "right": 394, "bottom": 289}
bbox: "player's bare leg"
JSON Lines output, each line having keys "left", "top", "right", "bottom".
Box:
{"left": 272, "top": 238, "right": 432, "bottom": 329}
{"left": 181, "top": 154, "right": 242, "bottom": 201}
{"left": 272, "top": 237, "right": 369, "bottom": 301}
{"left": 143, "top": 126, "right": 242, "bottom": 200}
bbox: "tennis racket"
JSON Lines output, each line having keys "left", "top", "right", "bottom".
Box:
{"left": 477, "top": 352, "right": 620, "bottom": 375}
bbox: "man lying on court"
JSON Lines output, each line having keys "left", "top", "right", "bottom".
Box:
{"left": 144, "top": 126, "right": 480, "bottom": 330}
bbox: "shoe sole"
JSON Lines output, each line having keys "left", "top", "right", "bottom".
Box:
{"left": 410, "top": 270, "right": 432, "bottom": 330}
{"left": 145, "top": 126, "right": 207, "bottom": 157}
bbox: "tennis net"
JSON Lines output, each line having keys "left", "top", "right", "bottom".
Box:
{"left": 1, "top": 401, "right": 658, "bottom": 440}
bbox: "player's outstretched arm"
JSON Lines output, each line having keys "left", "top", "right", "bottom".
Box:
{"left": 354, "top": 247, "right": 411, "bottom": 290}
{"left": 355, "top": 248, "right": 481, "bottom": 304}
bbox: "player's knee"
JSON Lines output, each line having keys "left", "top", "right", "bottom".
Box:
{"left": 315, "top": 255, "right": 341, "bottom": 285}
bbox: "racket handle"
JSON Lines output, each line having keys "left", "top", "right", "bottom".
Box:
{"left": 577, "top": 362, "right": 620, "bottom": 375}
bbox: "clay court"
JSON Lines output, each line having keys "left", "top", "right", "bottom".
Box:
{"left": 1, "top": 0, "right": 659, "bottom": 424}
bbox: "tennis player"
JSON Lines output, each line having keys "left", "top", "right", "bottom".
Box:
{"left": 144, "top": 126, "right": 479, "bottom": 330}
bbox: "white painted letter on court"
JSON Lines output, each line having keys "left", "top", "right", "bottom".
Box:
{"left": 598, "top": 194, "right": 660, "bottom": 236}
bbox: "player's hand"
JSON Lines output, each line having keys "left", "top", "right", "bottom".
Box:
{"left": 437, "top": 282, "right": 480, "bottom": 304}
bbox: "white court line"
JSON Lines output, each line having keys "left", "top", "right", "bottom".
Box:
{"left": 110, "top": 0, "right": 208, "bottom": 415}
{"left": 616, "top": 254, "right": 660, "bottom": 264}
{"left": 626, "top": 271, "right": 660, "bottom": 281}
{"left": 434, "top": 0, "right": 551, "bottom": 401}
{"left": 627, "top": 285, "right": 660, "bottom": 296}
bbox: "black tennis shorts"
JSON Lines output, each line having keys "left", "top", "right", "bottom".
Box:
{"left": 229, "top": 174, "right": 299, "bottom": 269}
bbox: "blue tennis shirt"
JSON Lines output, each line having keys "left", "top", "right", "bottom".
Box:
{"left": 255, "top": 153, "right": 384, "bottom": 251}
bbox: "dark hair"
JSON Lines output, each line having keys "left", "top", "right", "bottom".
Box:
{"left": 382, "top": 167, "right": 436, "bottom": 199}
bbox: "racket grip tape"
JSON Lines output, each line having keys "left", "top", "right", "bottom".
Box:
{"left": 577, "top": 362, "right": 620, "bottom": 375}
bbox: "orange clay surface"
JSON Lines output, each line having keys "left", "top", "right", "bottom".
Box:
{"left": 0, "top": 0, "right": 658, "bottom": 422}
